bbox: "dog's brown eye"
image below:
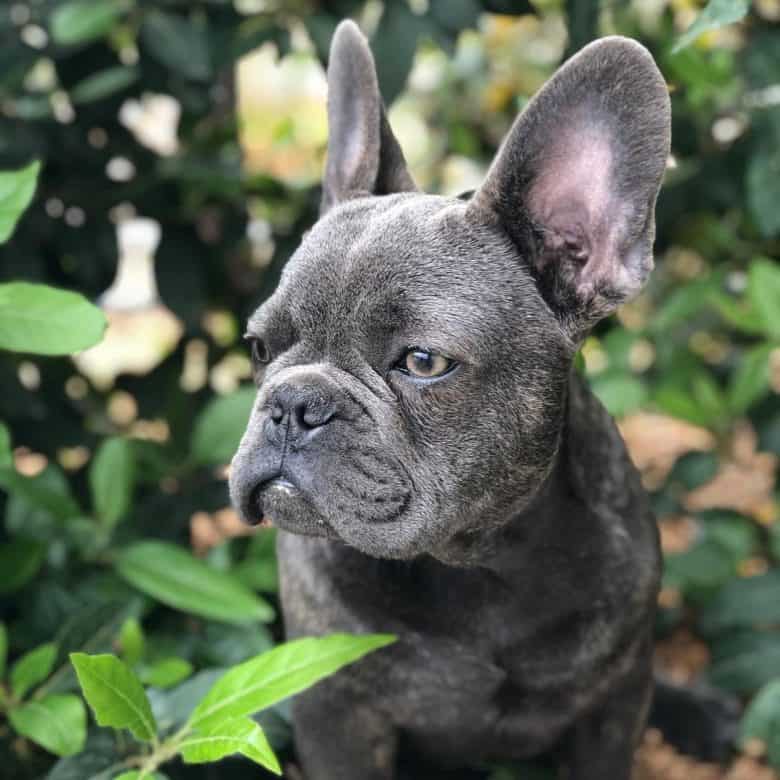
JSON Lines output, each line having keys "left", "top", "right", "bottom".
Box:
{"left": 246, "top": 336, "right": 271, "bottom": 365}
{"left": 401, "top": 349, "right": 453, "bottom": 379}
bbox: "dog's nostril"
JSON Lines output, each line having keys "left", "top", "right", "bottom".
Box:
{"left": 300, "top": 405, "right": 335, "bottom": 429}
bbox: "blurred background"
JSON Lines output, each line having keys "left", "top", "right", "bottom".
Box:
{"left": 0, "top": 1, "right": 779, "bottom": 778}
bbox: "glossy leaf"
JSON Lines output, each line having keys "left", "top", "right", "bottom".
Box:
{"left": 181, "top": 715, "right": 281, "bottom": 774}
{"left": 70, "top": 652, "right": 157, "bottom": 741}
{"left": 0, "top": 161, "right": 39, "bottom": 243}
{"left": 9, "top": 694, "right": 86, "bottom": 757}
{"left": 189, "top": 633, "right": 395, "bottom": 731}
{"left": 116, "top": 540, "right": 274, "bottom": 624}
{"left": 0, "top": 282, "right": 107, "bottom": 355}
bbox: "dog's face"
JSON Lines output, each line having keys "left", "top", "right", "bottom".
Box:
{"left": 230, "top": 22, "right": 670, "bottom": 562}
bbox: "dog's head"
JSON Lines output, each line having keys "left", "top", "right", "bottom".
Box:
{"left": 230, "top": 21, "right": 670, "bottom": 561}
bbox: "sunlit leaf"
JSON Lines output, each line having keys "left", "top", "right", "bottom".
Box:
{"left": 181, "top": 716, "right": 281, "bottom": 774}
{"left": 189, "top": 634, "right": 395, "bottom": 731}
{"left": 0, "top": 282, "right": 107, "bottom": 355}
{"left": 70, "top": 652, "right": 157, "bottom": 741}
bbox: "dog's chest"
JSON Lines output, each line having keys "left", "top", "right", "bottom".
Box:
{"left": 278, "top": 533, "right": 625, "bottom": 759}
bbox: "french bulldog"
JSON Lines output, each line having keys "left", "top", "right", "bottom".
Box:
{"left": 230, "top": 20, "right": 671, "bottom": 780}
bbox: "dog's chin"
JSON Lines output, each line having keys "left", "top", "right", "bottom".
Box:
{"left": 258, "top": 480, "right": 337, "bottom": 539}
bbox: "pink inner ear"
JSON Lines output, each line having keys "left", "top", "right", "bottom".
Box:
{"left": 528, "top": 124, "right": 630, "bottom": 296}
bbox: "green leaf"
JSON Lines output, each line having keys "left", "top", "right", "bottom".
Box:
{"left": 672, "top": 0, "right": 749, "bottom": 53}
{"left": 191, "top": 386, "right": 256, "bottom": 465}
{"left": 189, "top": 633, "right": 395, "bottom": 731}
{"left": 0, "top": 538, "right": 46, "bottom": 594}
{"left": 50, "top": 0, "right": 126, "bottom": 46}
{"left": 116, "top": 540, "right": 274, "bottom": 625}
{"left": 118, "top": 618, "right": 145, "bottom": 668}
{"left": 0, "top": 161, "right": 40, "bottom": 243}
{"left": 0, "top": 282, "right": 107, "bottom": 355}
{"left": 748, "top": 257, "right": 780, "bottom": 339}
{"left": 740, "top": 679, "right": 780, "bottom": 766}
{"left": 590, "top": 374, "right": 647, "bottom": 418}
{"left": 729, "top": 343, "right": 773, "bottom": 414}
{"left": 140, "top": 658, "right": 193, "bottom": 689}
{"left": 700, "top": 570, "right": 780, "bottom": 635}
{"left": 9, "top": 694, "right": 86, "bottom": 757}
{"left": 70, "top": 652, "right": 157, "bottom": 741}
{"left": 748, "top": 145, "right": 780, "bottom": 238}
{"left": 113, "top": 772, "right": 169, "bottom": 780}
{"left": 707, "top": 290, "right": 767, "bottom": 335}
{"left": 70, "top": 66, "right": 139, "bottom": 104}
{"left": 0, "top": 622, "right": 7, "bottom": 680}
{"left": 181, "top": 715, "right": 281, "bottom": 774}
{"left": 141, "top": 11, "right": 212, "bottom": 81}
{"left": 0, "top": 421, "right": 11, "bottom": 467}
{"left": 11, "top": 642, "right": 57, "bottom": 699}
{"left": 89, "top": 437, "right": 135, "bottom": 529}
{"left": 708, "top": 634, "right": 780, "bottom": 695}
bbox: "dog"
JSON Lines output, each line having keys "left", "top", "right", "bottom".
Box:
{"left": 231, "top": 20, "right": 671, "bottom": 779}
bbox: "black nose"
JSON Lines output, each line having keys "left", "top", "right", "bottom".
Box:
{"left": 267, "top": 382, "right": 336, "bottom": 445}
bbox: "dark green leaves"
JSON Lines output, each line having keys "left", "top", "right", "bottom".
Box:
{"left": 70, "top": 653, "right": 157, "bottom": 741}
{"left": 142, "top": 11, "right": 212, "bottom": 81}
{"left": 740, "top": 680, "right": 780, "bottom": 765}
{"left": 189, "top": 633, "right": 395, "bottom": 731}
{"left": 115, "top": 540, "right": 274, "bottom": 624}
{"left": 0, "top": 161, "right": 39, "bottom": 243}
{"left": 700, "top": 570, "right": 780, "bottom": 635}
{"left": 0, "top": 283, "right": 107, "bottom": 355}
{"left": 9, "top": 695, "right": 87, "bottom": 757}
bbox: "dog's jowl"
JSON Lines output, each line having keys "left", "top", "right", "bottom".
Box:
{"left": 231, "top": 20, "right": 670, "bottom": 780}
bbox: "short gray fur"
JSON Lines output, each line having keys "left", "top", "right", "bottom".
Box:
{"left": 231, "top": 20, "right": 670, "bottom": 779}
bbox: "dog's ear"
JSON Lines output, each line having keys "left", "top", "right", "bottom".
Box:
{"left": 468, "top": 37, "right": 670, "bottom": 336}
{"left": 321, "top": 20, "right": 416, "bottom": 215}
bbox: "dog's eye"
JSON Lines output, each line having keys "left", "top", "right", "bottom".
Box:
{"left": 398, "top": 349, "right": 454, "bottom": 379}
{"left": 245, "top": 335, "right": 271, "bottom": 366}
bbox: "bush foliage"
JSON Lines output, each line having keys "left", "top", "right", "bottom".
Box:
{"left": 0, "top": 1, "right": 779, "bottom": 778}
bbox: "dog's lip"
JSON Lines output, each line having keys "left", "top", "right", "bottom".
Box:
{"left": 245, "top": 473, "right": 299, "bottom": 525}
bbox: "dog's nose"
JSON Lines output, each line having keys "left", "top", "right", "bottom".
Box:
{"left": 267, "top": 383, "right": 336, "bottom": 445}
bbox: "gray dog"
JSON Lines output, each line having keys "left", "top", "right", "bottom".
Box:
{"left": 231, "top": 20, "right": 670, "bottom": 780}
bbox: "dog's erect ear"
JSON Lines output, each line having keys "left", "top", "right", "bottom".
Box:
{"left": 321, "top": 20, "right": 416, "bottom": 215}
{"left": 468, "top": 37, "right": 671, "bottom": 336}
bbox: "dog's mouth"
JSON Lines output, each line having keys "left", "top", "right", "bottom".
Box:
{"left": 246, "top": 474, "right": 298, "bottom": 525}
